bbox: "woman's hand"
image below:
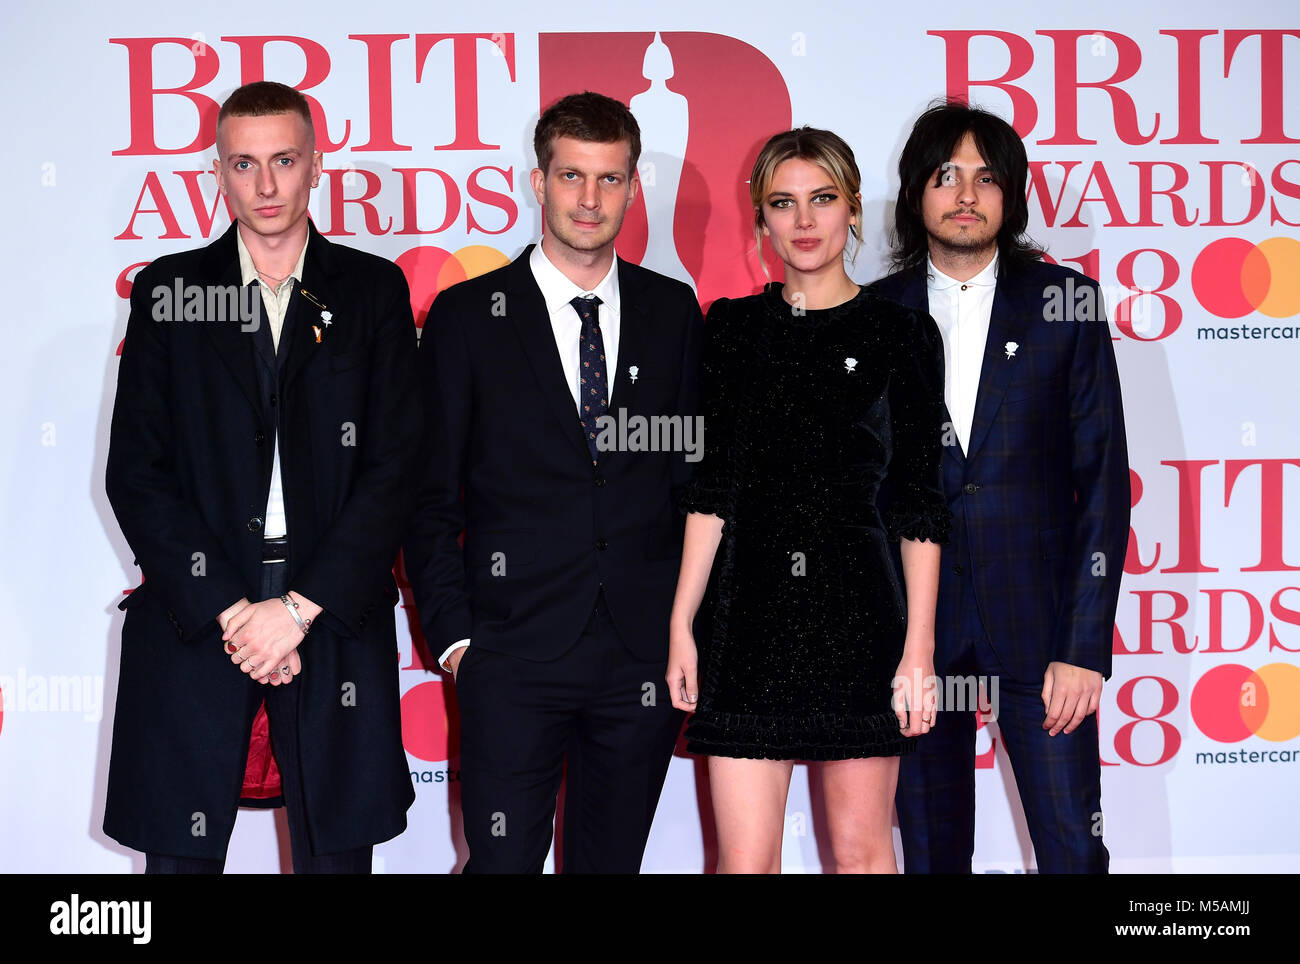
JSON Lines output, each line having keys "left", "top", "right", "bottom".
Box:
{"left": 893, "top": 640, "right": 937, "bottom": 738}
{"left": 667, "top": 624, "right": 700, "bottom": 712}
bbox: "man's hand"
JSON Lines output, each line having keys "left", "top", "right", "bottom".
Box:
{"left": 266, "top": 649, "right": 304, "bottom": 686}
{"left": 217, "top": 598, "right": 252, "bottom": 633}
{"left": 224, "top": 598, "right": 306, "bottom": 684}
{"left": 445, "top": 646, "right": 468, "bottom": 682}
{"left": 1042, "top": 661, "right": 1103, "bottom": 736}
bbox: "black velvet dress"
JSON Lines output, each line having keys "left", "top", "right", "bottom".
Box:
{"left": 679, "top": 283, "right": 952, "bottom": 760}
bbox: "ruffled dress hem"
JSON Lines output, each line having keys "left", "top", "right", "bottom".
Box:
{"left": 686, "top": 708, "right": 916, "bottom": 761}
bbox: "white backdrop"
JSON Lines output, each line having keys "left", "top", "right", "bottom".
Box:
{"left": 1, "top": 0, "right": 1297, "bottom": 873}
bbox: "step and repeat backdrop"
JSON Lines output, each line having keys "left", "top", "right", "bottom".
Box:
{"left": 0, "top": 0, "right": 1297, "bottom": 872}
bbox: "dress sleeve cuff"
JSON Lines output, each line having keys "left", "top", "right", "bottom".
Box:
{"left": 886, "top": 504, "right": 953, "bottom": 545}
{"left": 678, "top": 479, "right": 729, "bottom": 518}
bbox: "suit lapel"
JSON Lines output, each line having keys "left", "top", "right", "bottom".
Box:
{"left": 594, "top": 259, "right": 652, "bottom": 468}
{"left": 608, "top": 258, "right": 647, "bottom": 407}
{"left": 506, "top": 247, "right": 591, "bottom": 463}
{"left": 891, "top": 266, "right": 964, "bottom": 468}
{"left": 965, "top": 273, "right": 1025, "bottom": 462}
{"left": 200, "top": 225, "right": 262, "bottom": 415}
{"left": 283, "top": 221, "right": 335, "bottom": 390}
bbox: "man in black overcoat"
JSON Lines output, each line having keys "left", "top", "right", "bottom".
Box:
{"left": 104, "top": 81, "right": 419, "bottom": 872}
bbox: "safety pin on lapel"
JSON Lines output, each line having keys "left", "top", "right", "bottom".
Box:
{"left": 300, "top": 287, "right": 332, "bottom": 344}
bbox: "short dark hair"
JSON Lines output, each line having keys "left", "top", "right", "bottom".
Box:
{"left": 890, "top": 99, "right": 1042, "bottom": 273}
{"left": 217, "top": 81, "right": 314, "bottom": 142}
{"left": 534, "top": 91, "right": 640, "bottom": 176}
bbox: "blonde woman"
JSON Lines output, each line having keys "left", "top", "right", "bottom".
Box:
{"left": 668, "top": 127, "right": 951, "bottom": 873}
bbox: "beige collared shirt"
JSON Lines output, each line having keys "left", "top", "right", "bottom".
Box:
{"left": 236, "top": 228, "right": 309, "bottom": 540}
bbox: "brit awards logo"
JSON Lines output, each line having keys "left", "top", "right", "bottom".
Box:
{"left": 539, "top": 30, "right": 791, "bottom": 308}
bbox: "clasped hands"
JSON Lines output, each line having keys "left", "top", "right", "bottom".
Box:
{"left": 218, "top": 593, "right": 323, "bottom": 685}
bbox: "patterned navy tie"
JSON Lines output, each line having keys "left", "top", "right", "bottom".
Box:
{"left": 571, "top": 294, "right": 607, "bottom": 465}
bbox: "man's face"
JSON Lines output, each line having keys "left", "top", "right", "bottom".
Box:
{"left": 920, "top": 131, "right": 1003, "bottom": 258}
{"left": 212, "top": 112, "right": 322, "bottom": 243}
{"left": 530, "top": 136, "right": 639, "bottom": 258}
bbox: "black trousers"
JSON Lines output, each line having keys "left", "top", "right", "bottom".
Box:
{"left": 146, "top": 561, "right": 372, "bottom": 874}
{"left": 456, "top": 591, "right": 684, "bottom": 873}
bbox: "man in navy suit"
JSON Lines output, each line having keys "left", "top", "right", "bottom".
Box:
{"left": 870, "top": 101, "right": 1129, "bottom": 873}
{"left": 404, "top": 92, "right": 702, "bottom": 873}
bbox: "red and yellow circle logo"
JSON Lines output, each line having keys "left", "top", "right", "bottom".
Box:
{"left": 400, "top": 680, "right": 458, "bottom": 762}
{"left": 395, "top": 244, "right": 509, "bottom": 330}
{"left": 1191, "top": 237, "right": 1300, "bottom": 319}
{"left": 1189, "top": 662, "right": 1300, "bottom": 743}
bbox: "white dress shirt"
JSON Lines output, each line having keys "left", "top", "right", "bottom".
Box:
{"left": 437, "top": 241, "right": 623, "bottom": 669}
{"left": 236, "top": 228, "right": 309, "bottom": 540}
{"left": 528, "top": 240, "right": 622, "bottom": 408}
{"left": 925, "top": 252, "right": 998, "bottom": 456}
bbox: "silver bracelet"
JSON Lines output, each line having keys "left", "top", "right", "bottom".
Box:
{"left": 280, "top": 595, "right": 311, "bottom": 635}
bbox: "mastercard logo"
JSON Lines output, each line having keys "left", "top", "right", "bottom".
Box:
{"left": 395, "top": 244, "right": 510, "bottom": 330}
{"left": 1189, "top": 662, "right": 1300, "bottom": 743}
{"left": 1191, "top": 237, "right": 1300, "bottom": 319}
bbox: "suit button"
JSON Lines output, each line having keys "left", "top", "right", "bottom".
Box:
{"left": 248, "top": 517, "right": 264, "bottom": 533}
{"left": 594, "top": 476, "right": 607, "bottom": 487}
{"left": 596, "top": 539, "right": 608, "bottom": 551}
{"left": 964, "top": 482, "right": 980, "bottom": 494}
{"left": 269, "top": 393, "right": 278, "bottom": 407}
{"left": 953, "top": 564, "right": 965, "bottom": 575}
{"left": 254, "top": 431, "right": 265, "bottom": 446}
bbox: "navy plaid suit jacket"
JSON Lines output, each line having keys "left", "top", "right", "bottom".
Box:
{"left": 869, "top": 259, "right": 1129, "bottom": 683}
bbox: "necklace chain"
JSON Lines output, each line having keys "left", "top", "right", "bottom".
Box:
{"left": 253, "top": 261, "right": 291, "bottom": 289}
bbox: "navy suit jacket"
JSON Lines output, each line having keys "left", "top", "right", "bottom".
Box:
{"left": 869, "top": 258, "right": 1129, "bottom": 683}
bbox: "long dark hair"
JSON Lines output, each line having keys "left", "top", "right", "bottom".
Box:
{"left": 889, "top": 99, "right": 1043, "bottom": 274}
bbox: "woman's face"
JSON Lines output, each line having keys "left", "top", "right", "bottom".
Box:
{"left": 759, "top": 157, "right": 857, "bottom": 279}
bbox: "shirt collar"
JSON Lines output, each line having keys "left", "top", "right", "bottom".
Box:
{"left": 926, "top": 250, "right": 999, "bottom": 291}
{"left": 236, "top": 227, "right": 309, "bottom": 290}
{"left": 530, "top": 240, "right": 621, "bottom": 318}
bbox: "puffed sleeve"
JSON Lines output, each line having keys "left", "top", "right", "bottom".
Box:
{"left": 883, "top": 307, "right": 952, "bottom": 544}
{"left": 678, "top": 297, "right": 737, "bottom": 518}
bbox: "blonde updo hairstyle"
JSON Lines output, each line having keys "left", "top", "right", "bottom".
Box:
{"left": 750, "top": 126, "right": 864, "bottom": 275}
